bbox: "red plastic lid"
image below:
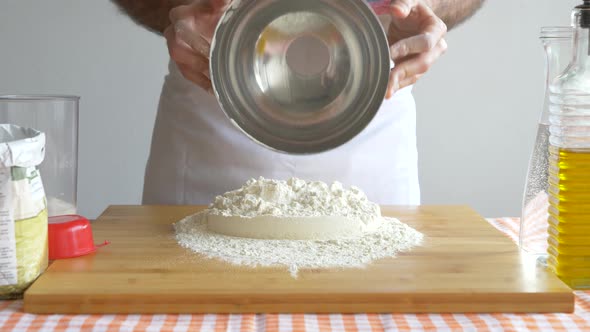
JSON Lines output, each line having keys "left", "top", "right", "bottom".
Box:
{"left": 48, "top": 215, "right": 108, "bottom": 260}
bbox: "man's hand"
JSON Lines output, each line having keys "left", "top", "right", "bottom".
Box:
{"left": 386, "top": 0, "right": 447, "bottom": 98}
{"left": 164, "top": 0, "right": 230, "bottom": 93}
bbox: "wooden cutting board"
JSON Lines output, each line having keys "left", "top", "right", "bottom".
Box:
{"left": 24, "top": 205, "right": 573, "bottom": 314}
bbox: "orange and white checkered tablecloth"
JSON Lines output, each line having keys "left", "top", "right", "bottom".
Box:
{"left": 1, "top": 217, "right": 589, "bottom": 332}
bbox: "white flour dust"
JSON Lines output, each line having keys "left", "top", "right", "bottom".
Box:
{"left": 174, "top": 177, "right": 423, "bottom": 277}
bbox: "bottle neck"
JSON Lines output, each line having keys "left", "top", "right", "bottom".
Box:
{"left": 545, "top": 42, "right": 567, "bottom": 81}
{"left": 573, "top": 27, "right": 590, "bottom": 66}
{"left": 539, "top": 29, "right": 573, "bottom": 124}
{"left": 540, "top": 27, "right": 573, "bottom": 89}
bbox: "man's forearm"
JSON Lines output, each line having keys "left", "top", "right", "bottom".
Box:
{"left": 113, "top": 0, "right": 484, "bottom": 35}
{"left": 427, "top": 0, "right": 484, "bottom": 30}
{"left": 111, "top": 0, "right": 189, "bottom": 34}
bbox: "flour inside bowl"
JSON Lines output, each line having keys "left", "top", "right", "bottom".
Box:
{"left": 174, "top": 177, "right": 423, "bottom": 277}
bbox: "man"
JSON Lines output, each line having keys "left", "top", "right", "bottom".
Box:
{"left": 112, "top": 0, "right": 484, "bottom": 206}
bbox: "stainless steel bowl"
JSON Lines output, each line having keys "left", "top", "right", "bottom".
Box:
{"left": 210, "top": 0, "right": 390, "bottom": 154}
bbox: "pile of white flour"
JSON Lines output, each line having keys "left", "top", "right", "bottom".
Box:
{"left": 174, "top": 177, "right": 423, "bottom": 277}
{"left": 209, "top": 177, "right": 380, "bottom": 223}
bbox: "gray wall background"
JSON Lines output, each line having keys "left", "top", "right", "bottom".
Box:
{"left": 0, "top": 1, "right": 578, "bottom": 218}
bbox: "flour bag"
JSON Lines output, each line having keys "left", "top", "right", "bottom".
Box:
{"left": 0, "top": 124, "right": 48, "bottom": 299}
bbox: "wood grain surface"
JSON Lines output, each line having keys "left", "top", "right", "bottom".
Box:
{"left": 23, "top": 205, "right": 574, "bottom": 314}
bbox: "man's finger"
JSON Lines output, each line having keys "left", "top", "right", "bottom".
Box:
{"left": 169, "top": 4, "right": 192, "bottom": 22}
{"left": 392, "top": 38, "right": 446, "bottom": 81}
{"left": 175, "top": 20, "right": 211, "bottom": 57}
{"left": 387, "top": 38, "right": 446, "bottom": 98}
{"left": 165, "top": 25, "right": 190, "bottom": 62}
{"left": 390, "top": 0, "right": 415, "bottom": 18}
{"left": 165, "top": 26, "right": 210, "bottom": 72}
{"left": 165, "top": 25, "right": 186, "bottom": 61}
{"left": 397, "top": 74, "right": 422, "bottom": 91}
{"left": 169, "top": 42, "right": 209, "bottom": 72}
{"left": 386, "top": 63, "right": 417, "bottom": 99}
{"left": 442, "top": 37, "right": 448, "bottom": 50}
{"left": 386, "top": 70, "right": 397, "bottom": 100}
{"left": 177, "top": 63, "right": 213, "bottom": 92}
{"left": 389, "top": 7, "right": 446, "bottom": 60}
{"left": 390, "top": 34, "right": 435, "bottom": 61}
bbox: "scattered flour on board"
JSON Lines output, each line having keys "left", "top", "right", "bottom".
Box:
{"left": 174, "top": 177, "right": 423, "bottom": 278}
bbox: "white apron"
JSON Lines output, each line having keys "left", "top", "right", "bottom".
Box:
{"left": 142, "top": 60, "right": 420, "bottom": 205}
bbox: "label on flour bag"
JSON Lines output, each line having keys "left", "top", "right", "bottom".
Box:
{"left": 27, "top": 167, "right": 46, "bottom": 203}
{"left": 0, "top": 167, "right": 17, "bottom": 286}
{"left": 10, "top": 166, "right": 46, "bottom": 220}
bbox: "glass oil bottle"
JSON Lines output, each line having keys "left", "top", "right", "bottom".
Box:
{"left": 546, "top": 0, "right": 590, "bottom": 289}
{"left": 520, "top": 27, "right": 572, "bottom": 257}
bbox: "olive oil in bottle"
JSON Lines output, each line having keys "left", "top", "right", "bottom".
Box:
{"left": 547, "top": 147, "right": 590, "bottom": 288}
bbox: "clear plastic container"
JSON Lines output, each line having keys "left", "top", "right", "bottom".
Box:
{"left": 547, "top": 1, "right": 590, "bottom": 289}
{"left": 520, "top": 27, "right": 573, "bottom": 256}
{"left": 0, "top": 95, "right": 79, "bottom": 217}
